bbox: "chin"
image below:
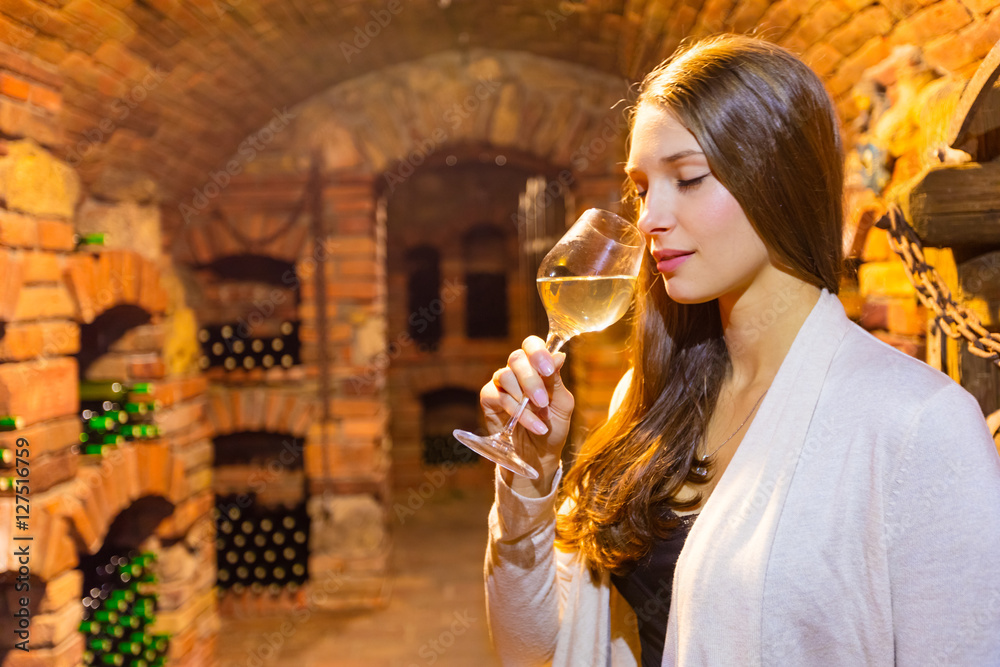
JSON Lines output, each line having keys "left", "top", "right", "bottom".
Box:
{"left": 662, "top": 277, "right": 716, "bottom": 305}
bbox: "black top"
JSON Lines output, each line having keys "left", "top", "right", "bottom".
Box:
{"left": 609, "top": 511, "right": 698, "bottom": 667}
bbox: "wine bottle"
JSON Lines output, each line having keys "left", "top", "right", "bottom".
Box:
{"left": 88, "top": 415, "right": 116, "bottom": 431}
{"left": 75, "top": 232, "right": 107, "bottom": 247}
{"left": 124, "top": 403, "right": 148, "bottom": 416}
{"left": 0, "top": 415, "right": 23, "bottom": 431}
{"left": 88, "top": 637, "right": 113, "bottom": 653}
{"left": 80, "top": 382, "right": 126, "bottom": 401}
{"left": 79, "top": 620, "right": 103, "bottom": 635}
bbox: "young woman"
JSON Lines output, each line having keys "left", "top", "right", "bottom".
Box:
{"left": 480, "top": 34, "right": 1000, "bottom": 666}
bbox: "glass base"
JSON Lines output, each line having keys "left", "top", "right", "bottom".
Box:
{"left": 452, "top": 429, "right": 540, "bottom": 480}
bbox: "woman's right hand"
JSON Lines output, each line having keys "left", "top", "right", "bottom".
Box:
{"left": 480, "top": 335, "right": 575, "bottom": 496}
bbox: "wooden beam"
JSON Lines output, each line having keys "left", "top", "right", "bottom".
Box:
{"left": 903, "top": 161, "right": 1000, "bottom": 246}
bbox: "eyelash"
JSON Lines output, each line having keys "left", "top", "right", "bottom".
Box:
{"left": 678, "top": 174, "right": 708, "bottom": 191}
{"left": 634, "top": 174, "right": 709, "bottom": 201}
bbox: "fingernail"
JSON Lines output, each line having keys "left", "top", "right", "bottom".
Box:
{"left": 532, "top": 388, "right": 549, "bottom": 408}
{"left": 538, "top": 359, "right": 555, "bottom": 376}
{"left": 530, "top": 419, "right": 549, "bottom": 435}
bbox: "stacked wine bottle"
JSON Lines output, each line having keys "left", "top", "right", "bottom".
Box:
{"left": 78, "top": 382, "right": 160, "bottom": 456}
{"left": 0, "top": 415, "right": 24, "bottom": 492}
{"left": 197, "top": 321, "right": 300, "bottom": 372}
{"left": 79, "top": 551, "right": 170, "bottom": 667}
{"left": 214, "top": 495, "right": 310, "bottom": 594}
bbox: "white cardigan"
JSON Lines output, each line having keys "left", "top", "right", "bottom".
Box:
{"left": 484, "top": 288, "right": 1000, "bottom": 666}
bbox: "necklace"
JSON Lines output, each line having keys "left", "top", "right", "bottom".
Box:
{"left": 696, "top": 388, "right": 768, "bottom": 470}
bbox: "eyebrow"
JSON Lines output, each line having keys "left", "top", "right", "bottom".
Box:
{"left": 625, "top": 150, "right": 705, "bottom": 175}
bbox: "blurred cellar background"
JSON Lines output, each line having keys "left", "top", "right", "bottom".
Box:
{"left": 2, "top": 0, "right": 1000, "bottom": 665}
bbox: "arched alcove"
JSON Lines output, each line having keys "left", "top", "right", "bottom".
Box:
{"left": 420, "top": 388, "right": 480, "bottom": 466}
{"left": 77, "top": 304, "right": 152, "bottom": 376}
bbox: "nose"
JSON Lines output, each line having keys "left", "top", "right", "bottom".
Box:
{"left": 636, "top": 189, "right": 674, "bottom": 237}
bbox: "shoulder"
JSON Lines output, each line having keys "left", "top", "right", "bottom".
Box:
{"left": 823, "top": 321, "right": 997, "bottom": 469}
{"left": 825, "top": 321, "right": 960, "bottom": 417}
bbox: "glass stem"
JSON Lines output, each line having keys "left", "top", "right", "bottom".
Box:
{"left": 499, "top": 331, "right": 568, "bottom": 437}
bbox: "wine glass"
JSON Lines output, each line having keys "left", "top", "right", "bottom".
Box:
{"left": 453, "top": 208, "right": 645, "bottom": 479}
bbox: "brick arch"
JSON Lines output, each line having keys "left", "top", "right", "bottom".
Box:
{"left": 205, "top": 385, "right": 316, "bottom": 437}
{"left": 405, "top": 366, "right": 485, "bottom": 399}
{"left": 13, "top": 444, "right": 206, "bottom": 582}
{"left": 64, "top": 249, "right": 169, "bottom": 323}
{"left": 279, "top": 50, "right": 631, "bottom": 183}
{"left": 5, "top": 0, "right": 993, "bottom": 220}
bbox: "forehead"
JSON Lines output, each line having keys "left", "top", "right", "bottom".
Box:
{"left": 626, "top": 104, "right": 703, "bottom": 168}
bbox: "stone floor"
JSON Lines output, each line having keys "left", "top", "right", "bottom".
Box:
{"left": 216, "top": 484, "right": 501, "bottom": 667}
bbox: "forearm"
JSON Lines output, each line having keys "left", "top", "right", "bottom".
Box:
{"left": 484, "top": 465, "right": 564, "bottom": 665}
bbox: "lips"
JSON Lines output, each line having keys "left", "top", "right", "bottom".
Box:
{"left": 652, "top": 249, "right": 694, "bottom": 262}
{"left": 653, "top": 248, "right": 694, "bottom": 273}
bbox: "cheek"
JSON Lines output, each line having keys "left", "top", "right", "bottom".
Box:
{"left": 697, "top": 185, "right": 752, "bottom": 239}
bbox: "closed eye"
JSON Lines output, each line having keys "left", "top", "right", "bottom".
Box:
{"left": 678, "top": 174, "right": 709, "bottom": 191}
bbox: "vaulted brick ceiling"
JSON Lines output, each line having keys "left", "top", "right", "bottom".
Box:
{"left": 7, "top": 0, "right": 997, "bottom": 227}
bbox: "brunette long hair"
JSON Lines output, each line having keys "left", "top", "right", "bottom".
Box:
{"left": 555, "top": 34, "right": 846, "bottom": 573}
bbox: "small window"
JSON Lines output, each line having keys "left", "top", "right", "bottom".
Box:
{"left": 464, "top": 225, "right": 508, "bottom": 339}
{"left": 406, "top": 246, "right": 443, "bottom": 351}
{"left": 421, "top": 388, "right": 480, "bottom": 465}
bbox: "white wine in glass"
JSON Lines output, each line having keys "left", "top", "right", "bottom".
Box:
{"left": 453, "top": 208, "right": 645, "bottom": 479}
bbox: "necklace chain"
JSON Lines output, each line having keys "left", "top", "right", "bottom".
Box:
{"left": 701, "top": 388, "right": 769, "bottom": 460}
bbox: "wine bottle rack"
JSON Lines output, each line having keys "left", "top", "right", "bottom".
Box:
{"left": 79, "top": 551, "right": 170, "bottom": 667}
{"left": 78, "top": 381, "right": 160, "bottom": 456}
{"left": 214, "top": 494, "right": 310, "bottom": 594}
{"left": 197, "top": 321, "right": 301, "bottom": 372}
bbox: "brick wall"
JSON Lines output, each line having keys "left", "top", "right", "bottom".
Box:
{"left": 4, "top": 1, "right": 1000, "bottom": 662}
{"left": 0, "top": 40, "right": 217, "bottom": 667}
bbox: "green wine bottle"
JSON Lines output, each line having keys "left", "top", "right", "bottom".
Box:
{"left": 79, "top": 381, "right": 125, "bottom": 400}
{"left": 0, "top": 415, "right": 23, "bottom": 431}
{"left": 88, "top": 637, "right": 112, "bottom": 652}
{"left": 75, "top": 232, "right": 107, "bottom": 247}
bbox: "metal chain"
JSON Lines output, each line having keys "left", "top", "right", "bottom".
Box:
{"left": 874, "top": 204, "right": 1000, "bottom": 365}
